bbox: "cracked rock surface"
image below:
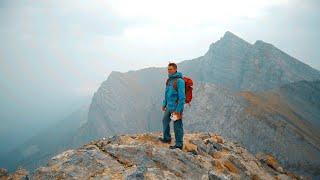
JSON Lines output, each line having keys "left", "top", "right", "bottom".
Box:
{"left": 28, "top": 132, "right": 308, "bottom": 180}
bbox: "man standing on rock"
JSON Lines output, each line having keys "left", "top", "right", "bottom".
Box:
{"left": 159, "top": 62, "right": 185, "bottom": 150}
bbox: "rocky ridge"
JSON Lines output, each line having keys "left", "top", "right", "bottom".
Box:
{"left": 8, "top": 132, "right": 309, "bottom": 180}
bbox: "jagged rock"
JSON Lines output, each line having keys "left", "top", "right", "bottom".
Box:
{"left": 30, "top": 132, "right": 307, "bottom": 179}
{"left": 183, "top": 140, "right": 198, "bottom": 155}
{"left": 0, "top": 168, "right": 8, "bottom": 177}
{"left": 223, "top": 160, "right": 239, "bottom": 174}
{"left": 0, "top": 167, "right": 29, "bottom": 180}
{"left": 10, "top": 168, "right": 29, "bottom": 180}
{"left": 208, "top": 170, "right": 231, "bottom": 180}
{"left": 256, "top": 153, "right": 284, "bottom": 173}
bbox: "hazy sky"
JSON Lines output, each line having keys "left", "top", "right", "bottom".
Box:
{"left": 1, "top": 0, "right": 319, "bottom": 96}
{"left": 0, "top": 0, "right": 319, "bottom": 150}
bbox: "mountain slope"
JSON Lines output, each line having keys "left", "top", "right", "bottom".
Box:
{"left": 182, "top": 81, "right": 320, "bottom": 177}
{"left": 73, "top": 68, "right": 166, "bottom": 145}
{"left": 29, "top": 132, "right": 308, "bottom": 179}
{"left": 276, "top": 80, "right": 320, "bottom": 128}
{"left": 0, "top": 103, "right": 90, "bottom": 172}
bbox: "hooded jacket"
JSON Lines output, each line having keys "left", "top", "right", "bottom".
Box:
{"left": 162, "top": 71, "right": 185, "bottom": 113}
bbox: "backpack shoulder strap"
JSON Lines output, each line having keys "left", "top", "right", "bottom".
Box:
{"left": 173, "top": 77, "right": 180, "bottom": 91}
{"left": 166, "top": 78, "right": 169, "bottom": 86}
{"left": 167, "top": 78, "right": 181, "bottom": 91}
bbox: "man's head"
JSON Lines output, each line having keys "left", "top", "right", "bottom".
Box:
{"left": 167, "top": 62, "right": 177, "bottom": 75}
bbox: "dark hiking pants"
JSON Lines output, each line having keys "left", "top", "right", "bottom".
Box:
{"left": 162, "top": 108, "right": 184, "bottom": 147}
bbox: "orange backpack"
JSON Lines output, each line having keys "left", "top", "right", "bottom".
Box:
{"left": 165, "top": 76, "right": 193, "bottom": 104}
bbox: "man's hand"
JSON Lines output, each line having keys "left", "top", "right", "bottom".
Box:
{"left": 161, "top": 106, "right": 167, "bottom": 111}
{"left": 173, "top": 111, "right": 180, "bottom": 116}
{"left": 173, "top": 111, "right": 182, "bottom": 120}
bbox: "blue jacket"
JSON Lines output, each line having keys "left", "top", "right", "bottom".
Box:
{"left": 162, "top": 71, "right": 185, "bottom": 112}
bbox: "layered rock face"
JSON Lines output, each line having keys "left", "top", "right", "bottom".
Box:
{"left": 30, "top": 132, "right": 308, "bottom": 179}
{"left": 178, "top": 31, "right": 320, "bottom": 91}
{"left": 275, "top": 80, "right": 320, "bottom": 127}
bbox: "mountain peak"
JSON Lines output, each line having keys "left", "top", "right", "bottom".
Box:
{"left": 254, "top": 40, "right": 274, "bottom": 48}
{"left": 109, "top": 70, "right": 122, "bottom": 76}
{"left": 223, "top": 31, "right": 239, "bottom": 38}
{"left": 205, "top": 31, "right": 251, "bottom": 60}
{"left": 221, "top": 31, "right": 247, "bottom": 43}
{"left": 207, "top": 31, "right": 251, "bottom": 52}
{"left": 27, "top": 132, "right": 304, "bottom": 179}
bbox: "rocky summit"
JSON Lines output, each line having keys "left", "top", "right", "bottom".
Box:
{"left": 7, "top": 132, "right": 308, "bottom": 180}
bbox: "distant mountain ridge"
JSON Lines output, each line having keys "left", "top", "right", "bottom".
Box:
{"left": 179, "top": 31, "right": 320, "bottom": 91}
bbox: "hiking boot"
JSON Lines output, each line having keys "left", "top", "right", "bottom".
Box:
{"left": 169, "top": 145, "right": 183, "bottom": 150}
{"left": 158, "top": 137, "right": 171, "bottom": 143}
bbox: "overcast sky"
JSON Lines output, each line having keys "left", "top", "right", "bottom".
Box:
{"left": 1, "top": 0, "right": 319, "bottom": 96}
{"left": 0, "top": 0, "right": 319, "bottom": 146}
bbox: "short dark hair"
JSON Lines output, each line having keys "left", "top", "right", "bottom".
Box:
{"left": 168, "top": 62, "right": 177, "bottom": 69}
